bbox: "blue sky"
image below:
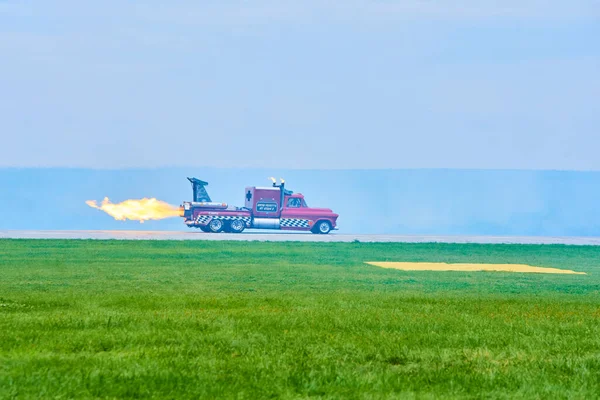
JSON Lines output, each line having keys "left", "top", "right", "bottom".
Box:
{"left": 1, "top": 0, "right": 599, "bottom": 170}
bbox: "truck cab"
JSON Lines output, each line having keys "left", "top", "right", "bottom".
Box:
{"left": 282, "top": 193, "right": 338, "bottom": 233}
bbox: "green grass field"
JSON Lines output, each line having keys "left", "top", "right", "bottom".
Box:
{"left": 1, "top": 240, "right": 599, "bottom": 399}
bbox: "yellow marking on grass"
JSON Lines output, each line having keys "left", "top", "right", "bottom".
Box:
{"left": 366, "top": 262, "right": 586, "bottom": 275}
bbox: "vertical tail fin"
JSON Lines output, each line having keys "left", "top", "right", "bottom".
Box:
{"left": 187, "top": 178, "right": 211, "bottom": 202}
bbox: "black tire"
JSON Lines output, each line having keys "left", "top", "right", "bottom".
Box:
{"left": 315, "top": 220, "right": 331, "bottom": 234}
{"left": 229, "top": 219, "right": 246, "bottom": 233}
{"left": 200, "top": 225, "right": 211, "bottom": 233}
{"left": 208, "top": 218, "right": 224, "bottom": 233}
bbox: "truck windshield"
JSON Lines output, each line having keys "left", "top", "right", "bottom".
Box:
{"left": 287, "top": 198, "right": 301, "bottom": 208}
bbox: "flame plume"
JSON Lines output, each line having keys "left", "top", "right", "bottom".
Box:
{"left": 86, "top": 197, "right": 183, "bottom": 223}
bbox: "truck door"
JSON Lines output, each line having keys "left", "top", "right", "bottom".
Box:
{"left": 280, "top": 195, "right": 312, "bottom": 230}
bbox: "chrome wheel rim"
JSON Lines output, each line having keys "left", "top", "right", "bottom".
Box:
{"left": 231, "top": 220, "right": 244, "bottom": 231}
{"left": 319, "top": 222, "right": 330, "bottom": 233}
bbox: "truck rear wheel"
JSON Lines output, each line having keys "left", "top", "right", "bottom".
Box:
{"left": 208, "top": 218, "right": 224, "bottom": 233}
{"left": 315, "top": 220, "right": 331, "bottom": 234}
{"left": 229, "top": 219, "right": 246, "bottom": 233}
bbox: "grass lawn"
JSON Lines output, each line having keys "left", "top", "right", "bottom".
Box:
{"left": 1, "top": 240, "right": 599, "bottom": 399}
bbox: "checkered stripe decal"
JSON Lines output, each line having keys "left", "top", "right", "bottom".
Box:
{"left": 195, "top": 215, "right": 251, "bottom": 225}
{"left": 280, "top": 218, "right": 310, "bottom": 228}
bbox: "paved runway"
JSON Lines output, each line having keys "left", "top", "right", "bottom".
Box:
{"left": 1, "top": 230, "right": 599, "bottom": 245}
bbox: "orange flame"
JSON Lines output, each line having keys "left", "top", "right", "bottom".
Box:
{"left": 86, "top": 197, "right": 183, "bottom": 223}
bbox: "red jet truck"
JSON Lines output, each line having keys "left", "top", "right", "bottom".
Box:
{"left": 181, "top": 178, "right": 339, "bottom": 234}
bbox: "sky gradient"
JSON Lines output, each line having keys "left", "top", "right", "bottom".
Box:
{"left": 1, "top": 1, "right": 599, "bottom": 170}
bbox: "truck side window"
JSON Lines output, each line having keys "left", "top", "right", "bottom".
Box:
{"left": 287, "top": 198, "right": 301, "bottom": 208}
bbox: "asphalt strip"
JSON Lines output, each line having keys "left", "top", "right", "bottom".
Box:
{"left": 365, "top": 262, "right": 586, "bottom": 275}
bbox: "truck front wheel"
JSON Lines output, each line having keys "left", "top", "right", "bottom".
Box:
{"left": 314, "top": 220, "right": 331, "bottom": 234}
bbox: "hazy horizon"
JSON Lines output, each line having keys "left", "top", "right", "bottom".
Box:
{"left": 2, "top": 167, "right": 600, "bottom": 236}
